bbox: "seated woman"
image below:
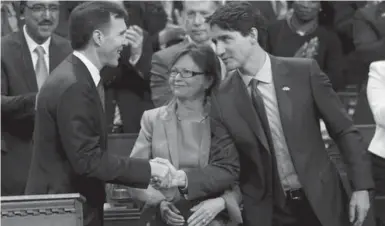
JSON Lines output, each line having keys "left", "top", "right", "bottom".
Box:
{"left": 128, "top": 44, "right": 242, "bottom": 226}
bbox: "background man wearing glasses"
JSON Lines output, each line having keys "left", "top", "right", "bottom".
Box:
{"left": 1, "top": 0, "right": 72, "bottom": 196}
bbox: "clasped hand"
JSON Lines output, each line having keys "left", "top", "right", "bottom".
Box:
{"left": 150, "top": 158, "right": 186, "bottom": 190}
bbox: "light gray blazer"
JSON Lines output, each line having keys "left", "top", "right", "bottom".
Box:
{"left": 128, "top": 101, "right": 242, "bottom": 224}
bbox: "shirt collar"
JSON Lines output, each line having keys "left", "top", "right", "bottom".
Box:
{"left": 186, "top": 35, "right": 217, "bottom": 52}
{"left": 23, "top": 25, "right": 51, "bottom": 56}
{"left": 73, "top": 51, "right": 100, "bottom": 86}
{"left": 239, "top": 53, "right": 272, "bottom": 86}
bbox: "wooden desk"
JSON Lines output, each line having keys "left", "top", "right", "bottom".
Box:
{"left": 1, "top": 193, "right": 84, "bottom": 226}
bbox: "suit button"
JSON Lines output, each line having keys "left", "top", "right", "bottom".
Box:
{"left": 112, "top": 100, "right": 117, "bottom": 104}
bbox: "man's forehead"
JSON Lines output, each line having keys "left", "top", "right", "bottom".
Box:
{"left": 184, "top": 1, "right": 219, "bottom": 11}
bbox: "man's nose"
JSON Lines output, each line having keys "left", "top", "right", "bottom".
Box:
{"left": 215, "top": 42, "right": 225, "bottom": 56}
{"left": 42, "top": 8, "right": 52, "bottom": 19}
{"left": 192, "top": 13, "right": 205, "bottom": 25}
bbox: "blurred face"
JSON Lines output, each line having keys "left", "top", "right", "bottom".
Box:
{"left": 293, "top": 1, "right": 320, "bottom": 22}
{"left": 24, "top": 1, "right": 59, "bottom": 44}
{"left": 211, "top": 25, "right": 255, "bottom": 71}
{"left": 98, "top": 16, "right": 128, "bottom": 67}
{"left": 169, "top": 54, "right": 212, "bottom": 101}
{"left": 183, "top": 1, "right": 218, "bottom": 44}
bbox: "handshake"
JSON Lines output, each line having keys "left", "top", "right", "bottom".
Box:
{"left": 149, "top": 158, "right": 187, "bottom": 190}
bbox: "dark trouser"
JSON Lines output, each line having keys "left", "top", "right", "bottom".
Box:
{"left": 83, "top": 203, "right": 104, "bottom": 226}
{"left": 273, "top": 189, "right": 322, "bottom": 226}
{"left": 370, "top": 152, "right": 385, "bottom": 226}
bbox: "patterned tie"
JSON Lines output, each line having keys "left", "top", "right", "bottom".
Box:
{"left": 34, "top": 46, "right": 49, "bottom": 89}
{"left": 250, "top": 79, "right": 285, "bottom": 206}
{"left": 96, "top": 80, "right": 105, "bottom": 111}
{"left": 250, "top": 79, "right": 300, "bottom": 194}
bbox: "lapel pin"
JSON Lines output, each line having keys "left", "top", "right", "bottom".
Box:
{"left": 282, "top": 86, "right": 290, "bottom": 91}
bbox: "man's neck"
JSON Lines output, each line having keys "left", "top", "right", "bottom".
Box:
{"left": 188, "top": 36, "right": 212, "bottom": 46}
{"left": 239, "top": 46, "right": 266, "bottom": 77}
{"left": 77, "top": 48, "right": 103, "bottom": 71}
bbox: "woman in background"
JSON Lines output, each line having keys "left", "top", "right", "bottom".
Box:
{"left": 366, "top": 60, "right": 385, "bottom": 226}
{"left": 128, "top": 44, "right": 242, "bottom": 226}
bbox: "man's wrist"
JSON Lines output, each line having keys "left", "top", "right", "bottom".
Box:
{"left": 176, "top": 170, "right": 187, "bottom": 188}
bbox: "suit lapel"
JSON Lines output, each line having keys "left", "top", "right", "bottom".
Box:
{"left": 270, "top": 56, "right": 295, "bottom": 150}
{"left": 19, "top": 32, "right": 38, "bottom": 92}
{"left": 232, "top": 72, "right": 270, "bottom": 151}
{"left": 162, "top": 103, "right": 180, "bottom": 169}
{"left": 49, "top": 35, "right": 66, "bottom": 73}
{"left": 198, "top": 119, "right": 210, "bottom": 168}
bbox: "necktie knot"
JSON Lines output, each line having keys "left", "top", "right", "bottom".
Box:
{"left": 34, "top": 46, "right": 46, "bottom": 56}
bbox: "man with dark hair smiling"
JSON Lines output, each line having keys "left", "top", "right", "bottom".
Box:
{"left": 25, "top": 2, "right": 172, "bottom": 226}
{"left": 208, "top": 2, "right": 374, "bottom": 226}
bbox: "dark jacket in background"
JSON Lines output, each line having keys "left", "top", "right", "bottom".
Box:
{"left": 1, "top": 31, "right": 72, "bottom": 196}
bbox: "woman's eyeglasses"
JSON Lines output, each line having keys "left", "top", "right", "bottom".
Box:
{"left": 170, "top": 68, "right": 205, "bottom": 78}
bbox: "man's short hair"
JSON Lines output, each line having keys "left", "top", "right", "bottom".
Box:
{"left": 207, "top": 1, "right": 267, "bottom": 40}
{"left": 181, "top": 0, "right": 223, "bottom": 11}
{"left": 68, "top": 1, "right": 128, "bottom": 50}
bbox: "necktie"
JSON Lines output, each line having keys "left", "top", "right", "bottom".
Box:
{"left": 34, "top": 46, "right": 49, "bottom": 89}
{"left": 113, "top": 104, "right": 122, "bottom": 126}
{"left": 96, "top": 80, "right": 105, "bottom": 111}
{"left": 250, "top": 79, "right": 286, "bottom": 206}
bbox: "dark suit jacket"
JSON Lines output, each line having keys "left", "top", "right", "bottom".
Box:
{"left": 25, "top": 54, "right": 152, "bottom": 226}
{"left": 102, "top": 31, "right": 154, "bottom": 133}
{"left": 1, "top": 31, "right": 71, "bottom": 196}
{"left": 210, "top": 56, "right": 374, "bottom": 226}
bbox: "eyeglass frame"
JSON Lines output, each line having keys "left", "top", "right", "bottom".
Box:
{"left": 24, "top": 4, "right": 60, "bottom": 13}
{"left": 169, "top": 68, "right": 206, "bottom": 78}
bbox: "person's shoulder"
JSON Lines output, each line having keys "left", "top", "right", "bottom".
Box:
{"left": 1, "top": 31, "right": 22, "bottom": 50}
{"left": 51, "top": 33, "right": 72, "bottom": 50}
{"left": 143, "top": 105, "right": 169, "bottom": 120}
{"left": 271, "top": 55, "right": 314, "bottom": 67}
{"left": 153, "top": 41, "right": 188, "bottom": 60}
{"left": 369, "top": 60, "right": 385, "bottom": 76}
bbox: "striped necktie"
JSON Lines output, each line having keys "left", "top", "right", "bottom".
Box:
{"left": 34, "top": 46, "right": 49, "bottom": 89}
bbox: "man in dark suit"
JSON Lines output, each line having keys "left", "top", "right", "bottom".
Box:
{"left": 1, "top": 0, "right": 72, "bottom": 196}
{"left": 25, "top": 2, "right": 172, "bottom": 226}
{"left": 150, "top": 0, "right": 225, "bottom": 107}
{"left": 208, "top": 2, "right": 374, "bottom": 226}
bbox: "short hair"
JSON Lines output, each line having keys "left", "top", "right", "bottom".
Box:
{"left": 181, "top": 0, "right": 223, "bottom": 11}
{"left": 207, "top": 1, "right": 267, "bottom": 46}
{"left": 68, "top": 1, "right": 128, "bottom": 50}
{"left": 170, "top": 44, "right": 221, "bottom": 100}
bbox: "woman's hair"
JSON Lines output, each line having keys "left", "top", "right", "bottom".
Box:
{"left": 169, "top": 44, "right": 222, "bottom": 102}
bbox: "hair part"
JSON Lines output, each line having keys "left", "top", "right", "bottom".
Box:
{"left": 207, "top": 1, "right": 268, "bottom": 47}
{"left": 68, "top": 1, "right": 128, "bottom": 50}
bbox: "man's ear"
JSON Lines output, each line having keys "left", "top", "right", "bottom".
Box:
{"left": 249, "top": 27, "right": 259, "bottom": 44}
{"left": 92, "top": 29, "right": 104, "bottom": 47}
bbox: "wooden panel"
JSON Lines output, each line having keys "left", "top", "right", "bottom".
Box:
{"left": 1, "top": 193, "right": 84, "bottom": 226}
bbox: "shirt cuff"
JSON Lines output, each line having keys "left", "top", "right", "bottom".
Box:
{"left": 129, "top": 53, "right": 141, "bottom": 66}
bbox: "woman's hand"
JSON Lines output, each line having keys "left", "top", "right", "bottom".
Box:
{"left": 160, "top": 200, "right": 185, "bottom": 226}
{"left": 187, "top": 197, "right": 225, "bottom": 226}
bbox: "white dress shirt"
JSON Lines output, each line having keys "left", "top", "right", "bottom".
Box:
{"left": 367, "top": 60, "right": 385, "bottom": 159}
{"left": 23, "top": 25, "right": 50, "bottom": 72}
{"left": 239, "top": 53, "right": 302, "bottom": 191}
{"left": 73, "top": 51, "right": 100, "bottom": 86}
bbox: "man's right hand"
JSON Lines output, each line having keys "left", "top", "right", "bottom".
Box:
{"left": 158, "top": 24, "right": 186, "bottom": 46}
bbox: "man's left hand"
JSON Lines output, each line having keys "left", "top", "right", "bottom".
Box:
{"left": 125, "top": 25, "right": 143, "bottom": 64}
{"left": 349, "top": 190, "right": 371, "bottom": 226}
